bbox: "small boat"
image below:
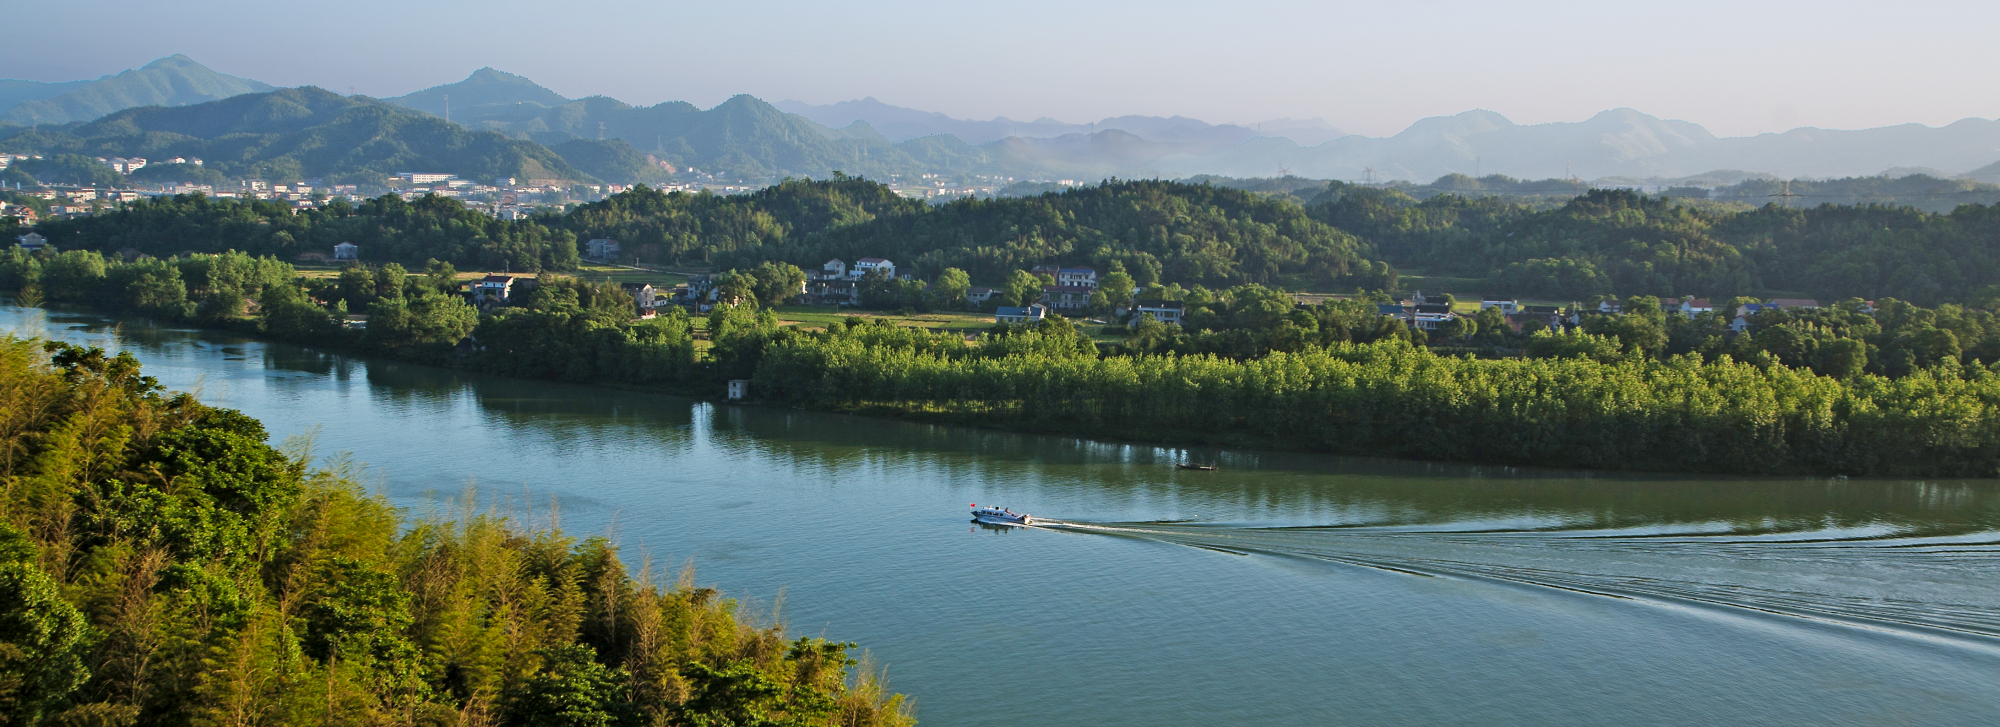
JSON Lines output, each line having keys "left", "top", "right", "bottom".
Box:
{"left": 970, "top": 503, "right": 1032, "bottom": 526}
{"left": 1177, "top": 463, "right": 1218, "bottom": 471}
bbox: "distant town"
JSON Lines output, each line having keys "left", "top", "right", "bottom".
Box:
{"left": 0, "top": 152, "right": 1075, "bottom": 224}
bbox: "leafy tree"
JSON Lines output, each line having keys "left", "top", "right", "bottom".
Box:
{"left": 0, "top": 525, "right": 89, "bottom": 725}
{"left": 934, "top": 267, "right": 971, "bottom": 309}
{"left": 508, "top": 645, "right": 630, "bottom": 727}
{"left": 747, "top": 261, "right": 806, "bottom": 308}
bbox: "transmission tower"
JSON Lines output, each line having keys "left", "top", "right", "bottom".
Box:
{"left": 1363, "top": 167, "right": 1377, "bottom": 185}
{"left": 1768, "top": 179, "right": 1802, "bottom": 208}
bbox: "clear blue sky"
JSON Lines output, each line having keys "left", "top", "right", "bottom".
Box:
{"left": 4, "top": 0, "right": 1995, "bottom": 137}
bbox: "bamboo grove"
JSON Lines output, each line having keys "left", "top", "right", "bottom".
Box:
{"left": 0, "top": 339, "right": 914, "bottom": 726}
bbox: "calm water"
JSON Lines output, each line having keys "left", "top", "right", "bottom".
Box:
{"left": 12, "top": 306, "right": 2000, "bottom": 726}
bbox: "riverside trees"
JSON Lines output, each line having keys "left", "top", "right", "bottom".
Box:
{"left": 0, "top": 339, "right": 914, "bottom": 725}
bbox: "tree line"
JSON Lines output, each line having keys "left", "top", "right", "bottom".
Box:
{"left": 1311, "top": 183, "right": 2000, "bottom": 306}
{"left": 744, "top": 318, "right": 2000, "bottom": 477}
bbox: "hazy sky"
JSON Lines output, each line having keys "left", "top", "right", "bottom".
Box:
{"left": 5, "top": 0, "right": 1995, "bottom": 138}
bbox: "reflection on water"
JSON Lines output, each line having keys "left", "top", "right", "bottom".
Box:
{"left": 11, "top": 305, "right": 2000, "bottom": 727}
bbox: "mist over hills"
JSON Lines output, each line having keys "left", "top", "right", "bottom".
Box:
{"left": 0, "top": 55, "right": 273, "bottom": 126}
{"left": 6, "top": 56, "right": 2000, "bottom": 188}
{"left": 1157, "top": 108, "right": 2000, "bottom": 181}
{"left": 771, "top": 96, "right": 1349, "bottom": 148}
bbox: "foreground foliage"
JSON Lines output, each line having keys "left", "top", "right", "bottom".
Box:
{"left": 0, "top": 339, "right": 913, "bottom": 726}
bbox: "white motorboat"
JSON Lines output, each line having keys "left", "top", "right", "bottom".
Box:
{"left": 970, "top": 503, "right": 1032, "bottom": 526}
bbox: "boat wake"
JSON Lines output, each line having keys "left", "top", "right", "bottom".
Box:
{"left": 1030, "top": 518, "right": 2000, "bottom": 647}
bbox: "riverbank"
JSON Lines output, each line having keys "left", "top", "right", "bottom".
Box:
{"left": 16, "top": 296, "right": 2000, "bottom": 479}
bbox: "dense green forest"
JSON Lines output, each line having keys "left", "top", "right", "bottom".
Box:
{"left": 32, "top": 178, "right": 1393, "bottom": 290}
{"left": 36, "top": 174, "right": 2000, "bottom": 307}
{"left": 1310, "top": 183, "right": 2000, "bottom": 305}
{"left": 559, "top": 177, "right": 1384, "bottom": 288}
{"left": 743, "top": 318, "right": 2000, "bottom": 476}
{"left": 0, "top": 338, "right": 913, "bottom": 726}
{"left": 28, "top": 193, "right": 581, "bottom": 273}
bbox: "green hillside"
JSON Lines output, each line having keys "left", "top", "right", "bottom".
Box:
{"left": 0, "top": 55, "right": 275, "bottom": 126}
{"left": 0, "top": 87, "right": 589, "bottom": 184}
{"left": 549, "top": 137, "right": 673, "bottom": 184}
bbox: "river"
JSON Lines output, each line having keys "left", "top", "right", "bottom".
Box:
{"left": 11, "top": 305, "right": 2000, "bottom": 725}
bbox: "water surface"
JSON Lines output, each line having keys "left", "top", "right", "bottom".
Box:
{"left": 14, "top": 307, "right": 2000, "bottom": 726}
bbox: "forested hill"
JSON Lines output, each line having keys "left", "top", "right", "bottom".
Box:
{"left": 1311, "top": 183, "right": 2000, "bottom": 305}
{"left": 0, "top": 87, "right": 590, "bottom": 185}
{"left": 31, "top": 173, "right": 2000, "bottom": 306}
{"left": 0, "top": 54, "right": 275, "bottom": 126}
{"left": 565, "top": 178, "right": 1384, "bottom": 287}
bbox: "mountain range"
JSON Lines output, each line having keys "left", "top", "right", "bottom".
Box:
{"left": 0, "top": 55, "right": 274, "bottom": 126}
{"left": 1, "top": 87, "right": 585, "bottom": 184}
{"left": 7, "top": 56, "right": 2000, "bottom": 186}
{"left": 1154, "top": 108, "right": 2000, "bottom": 182}
{"left": 771, "top": 96, "right": 1348, "bottom": 147}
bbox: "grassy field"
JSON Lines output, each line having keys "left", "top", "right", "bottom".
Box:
{"left": 292, "top": 261, "right": 691, "bottom": 288}
{"left": 767, "top": 306, "right": 994, "bottom": 334}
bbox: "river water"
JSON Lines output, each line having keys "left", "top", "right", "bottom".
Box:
{"left": 11, "top": 305, "right": 2000, "bottom": 725}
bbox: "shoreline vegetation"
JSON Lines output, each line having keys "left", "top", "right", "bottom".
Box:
{"left": 11, "top": 291, "right": 2000, "bottom": 478}
{"left": 6, "top": 178, "right": 2000, "bottom": 477}
{"left": 0, "top": 338, "right": 915, "bottom": 725}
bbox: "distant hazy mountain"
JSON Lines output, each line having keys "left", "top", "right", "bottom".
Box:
{"left": 391, "top": 72, "right": 1064, "bottom": 181}
{"left": 0, "top": 55, "right": 275, "bottom": 126}
{"left": 1155, "top": 108, "right": 2000, "bottom": 182}
{"left": 387, "top": 67, "right": 573, "bottom": 118}
{"left": 396, "top": 68, "right": 1346, "bottom": 181}
{"left": 0, "top": 87, "right": 587, "bottom": 184}
{"left": 772, "top": 96, "right": 1347, "bottom": 148}
{"left": 0, "top": 79, "right": 91, "bottom": 117}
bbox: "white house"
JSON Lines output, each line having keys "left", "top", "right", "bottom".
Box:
{"left": 966, "top": 287, "right": 995, "bottom": 305}
{"left": 1683, "top": 298, "right": 1715, "bottom": 317}
{"left": 995, "top": 304, "right": 1048, "bottom": 324}
{"left": 474, "top": 275, "right": 515, "bottom": 303}
{"left": 1479, "top": 299, "right": 1519, "bottom": 314}
{"left": 1057, "top": 267, "right": 1098, "bottom": 288}
{"left": 822, "top": 259, "right": 847, "bottom": 278}
{"left": 1039, "top": 285, "right": 1093, "bottom": 312}
{"left": 333, "top": 241, "right": 358, "bottom": 260}
{"left": 853, "top": 258, "right": 894, "bottom": 278}
{"left": 1131, "top": 300, "right": 1184, "bottom": 327}
{"left": 16, "top": 232, "right": 47, "bottom": 252}
{"left": 623, "top": 282, "right": 657, "bottom": 309}
{"left": 1412, "top": 304, "right": 1457, "bottom": 331}
{"left": 586, "top": 238, "right": 621, "bottom": 260}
